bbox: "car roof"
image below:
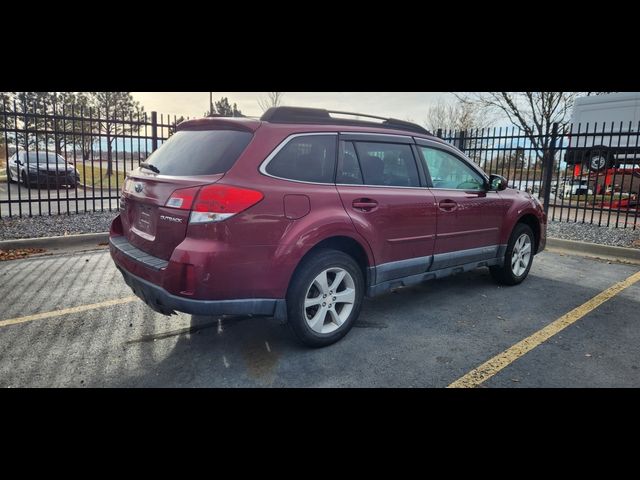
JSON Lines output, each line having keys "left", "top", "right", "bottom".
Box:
{"left": 260, "top": 106, "right": 431, "bottom": 135}
{"left": 178, "top": 107, "right": 444, "bottom": 144}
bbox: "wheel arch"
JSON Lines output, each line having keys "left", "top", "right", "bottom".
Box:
{"left": 515, "top": 213, "right": 541, "bottom": 254}
{"left": 290, "top": 235, "right": 373, "bottom": 290}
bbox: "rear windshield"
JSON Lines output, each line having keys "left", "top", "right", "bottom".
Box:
{"left": 144, "top": 130, "right": 253, "bottom": 176}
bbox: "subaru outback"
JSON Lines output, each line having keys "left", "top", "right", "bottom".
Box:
{"left": 110, "top": 107, "right": 546, "bottom": 347}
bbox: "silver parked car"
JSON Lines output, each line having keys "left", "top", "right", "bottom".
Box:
{"left": 6, "top": 151, "right": 80, "bottom": 189}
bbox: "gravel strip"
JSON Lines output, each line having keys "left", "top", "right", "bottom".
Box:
{"left": 0, "top": 211, "right": 117, "bottom": 240}
{"left": 1, "top": 210, "right": 639, "bottom": 250}
{"left": 547, "top": 221, "right": 640, "bottom": 249}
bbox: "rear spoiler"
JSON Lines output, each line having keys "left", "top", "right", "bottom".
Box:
{"left": 177, "top": 117, "right": 261, "bottom": 133}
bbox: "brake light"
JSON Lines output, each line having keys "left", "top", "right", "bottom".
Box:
{"left": 165, "top": 186, "right": 201, "bottom": 210}
{"left": 189, "top": 184, "right": 264, "bottom": 224}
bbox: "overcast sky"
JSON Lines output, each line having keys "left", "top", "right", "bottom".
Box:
{"left": 132, "top": 92, "right": 456, "bottom": 124}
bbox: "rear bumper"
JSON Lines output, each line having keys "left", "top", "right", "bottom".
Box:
{"left": 116, "top": 264, "right": 285, "bottom": 317}
{"left": 110, "top": 235, "right": 286, "bottom": 318}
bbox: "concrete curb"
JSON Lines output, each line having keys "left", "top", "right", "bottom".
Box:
{"left": 0, "top": 232, "right": 109, "bottom": 251}
{"left": 1, "top": 233, "right": 639, "bottom": 265}
{"left": 546, "top": 237, "right": 640, "bottom": 265}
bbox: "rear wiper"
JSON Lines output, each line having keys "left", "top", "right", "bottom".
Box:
{"left": 140, "top": 162, "right": 160, "bottom": 174}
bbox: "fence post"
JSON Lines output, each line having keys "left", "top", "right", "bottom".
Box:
{"left": 541, "top": 122, "right": 559, "bottom": 216}
{"left": 151, "top": 111, "right": 158, "bottom": 151}
{"left": 458, "top": 130, "right": 466, "bottom": 153}
{"left": 436, "top": 128, "right": 442, "bottom": 139}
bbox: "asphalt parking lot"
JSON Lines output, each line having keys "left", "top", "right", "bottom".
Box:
{"left": 0, "top": 246, "right": 638, "bottom": 388}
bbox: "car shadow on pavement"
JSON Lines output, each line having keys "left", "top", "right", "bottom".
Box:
{"left": 108, "top": 311, "right": 292, "bottom": 387}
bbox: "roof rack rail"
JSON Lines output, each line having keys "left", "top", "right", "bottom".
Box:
{"left": 260, "top": 107, "right": 431, "bottom": 135}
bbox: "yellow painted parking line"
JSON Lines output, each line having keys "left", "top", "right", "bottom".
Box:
{"left": 449, "top": 269, "right": 640, "bottom": 388}
{"left": 0, "top": 296, "right": 139, "bottom": 329}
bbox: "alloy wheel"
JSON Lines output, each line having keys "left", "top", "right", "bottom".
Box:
{"left": 304, "top": 267, "right": 356, "bottom": 334}
{"left": 511, "top": 234, "right": 532, "bottom": 277}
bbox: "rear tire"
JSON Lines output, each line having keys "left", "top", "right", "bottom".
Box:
{"left": 490, "top": 223, "right": 535, "bottom": 286}
{"left": 286, "top": 249, "right": 364, "bottom": 348}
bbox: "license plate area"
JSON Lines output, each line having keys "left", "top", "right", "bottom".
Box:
{"left": 133, "top": 203, "right": 156, "bottom": 240}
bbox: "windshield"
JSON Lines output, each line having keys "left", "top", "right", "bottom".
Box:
{"left": 21, "top": 153, "right": 67, "bottom": 164}
{"left": 143, "top": 130, "right": 253, "bottom": 176}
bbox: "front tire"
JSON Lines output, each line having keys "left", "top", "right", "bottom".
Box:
{"left": 21, "top": 171, "right": 31, "bottom": 189}
{"left": 286, "top": 249, "right": 364, "bottom": 348}
{"left": 490, "top": 223, "right": 535, "bottom": 286}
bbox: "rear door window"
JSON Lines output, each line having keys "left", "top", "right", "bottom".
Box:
{"left": 144, "top": 129, "right": 253, "bottom": 176}
{"left": 353, "top": 142, "right": 420, "bottom": 187}
{"left": 265, "top": 134, "right": 337, "bottom": 183}
{"left": 336, "top": 141, "right": 364, "bottom": 184}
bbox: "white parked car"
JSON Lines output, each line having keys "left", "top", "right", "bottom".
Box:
{"left": 559, "top": 179, "right": 594, "bottom": 198}
{"left": 565, "top": 92, "right": 640, "bottom": 172}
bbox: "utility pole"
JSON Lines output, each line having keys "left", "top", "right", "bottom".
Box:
{"left": 209, "top": 92, "right": 213, "bottom": 117}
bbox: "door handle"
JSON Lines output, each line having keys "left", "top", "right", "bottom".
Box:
{"left": 438, "top": 200, "right": 458, "bottom": 212}
{"left": 352, "top": 198, "right": 378, "bottom": 212}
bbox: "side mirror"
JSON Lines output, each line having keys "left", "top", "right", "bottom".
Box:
{"left": 489, "top": 174, "right": 508, "bottom": 191}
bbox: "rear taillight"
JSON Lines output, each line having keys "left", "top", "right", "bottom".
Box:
{"left": 189, "top": 184, "right": 264, "bottom": 224}
{"left": 165, "top": 186, "right": 201, "bottom": 210}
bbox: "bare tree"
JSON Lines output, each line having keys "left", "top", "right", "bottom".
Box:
{"left": 455, "top": 92, "right": 604, "bottom": 194}
{"left": 453, "top": 92, "right": 586, "bottom": 157}
{"left": 89, "top": 92, "right": 144, "bottom": 175}
{"left": 425, "top": 99, "right": 487, "bottom": 133}
{"left": 258, "top": 92, "right": 285, "bottom": 112}
{"left": 0, "top": 92, "right": 11, "bottom": 149}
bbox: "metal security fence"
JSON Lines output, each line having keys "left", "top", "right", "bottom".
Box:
{"left": 438, "top": 122, "right": 639, "bottom": 230}
{"left": 1, "top": 103, "right": 638, "bottom": 230}
{"left": 1, "top": 100, "right": 185, "bottom": 218}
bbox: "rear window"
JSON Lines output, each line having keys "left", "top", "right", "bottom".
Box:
{"left": 265, "top": 135, "right": 337, "bottom": 183}
{"left": 144, "top": 130, "right": 253, "bottom": 176}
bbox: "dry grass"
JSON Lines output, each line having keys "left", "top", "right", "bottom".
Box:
{"left": 76, "top": 164, "right": 125, "bottom": 189}
{"left": 0, "top": 248, "right": 46, "bottom": 261}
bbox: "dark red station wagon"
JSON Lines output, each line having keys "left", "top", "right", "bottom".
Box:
{"left": 110, "top": 107, "right": 546, "bottom": 347}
